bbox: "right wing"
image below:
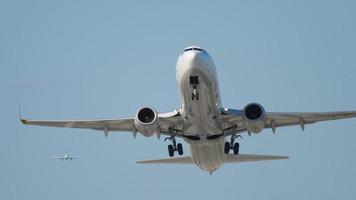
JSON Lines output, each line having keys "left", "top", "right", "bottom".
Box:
{"left": 221, "top": 108, "right": 356, "bottom": 135}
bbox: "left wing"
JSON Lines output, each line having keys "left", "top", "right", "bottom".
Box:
{"left": 51, "top": 156, "right": 64, "bottom": 159}
{"left": 221, "top": 109, "right": 356, "bottom": 135}
{"left": 21, "top": 118, "right": 134, "bottom": 131}
{"left": 20, "top": 110, "right": 183, "bottom": 137}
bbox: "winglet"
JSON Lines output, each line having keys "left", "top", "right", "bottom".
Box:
{"left": 18, "top": 102, "right": 21, "bottom": 119}
{"left": 20, "top": 118, "right": 28, "bottom": 124}
{"left": 18, "top": 102, "right": 28, "bottom": 124}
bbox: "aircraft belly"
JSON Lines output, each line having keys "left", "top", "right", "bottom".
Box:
{"left": 180, "top": 67, "right": 222, "bottom": 137}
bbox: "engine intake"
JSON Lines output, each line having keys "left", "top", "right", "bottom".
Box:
{"left": 243, "top": 103, "right": 266, "bottom": 133}
{"left": 137, "top": 108, "right": 156, "bottom": 123}
{"left": 244, "top": 103, "right": 264, "bottom": 120}
{"left": 135, "top": 107, "right": 159, "bottom": 137}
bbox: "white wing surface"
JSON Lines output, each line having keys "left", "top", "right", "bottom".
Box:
{"left": 21, "top": 118, "right": 134, "bottom": 131}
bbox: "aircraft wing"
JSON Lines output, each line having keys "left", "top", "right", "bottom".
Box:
{"left": 51, "top": 156, "right": 64, "bottom": 159}
{"left": 221, "top": 109, "right": 356, "bottom": 134}
{"left": 21, "top": 118, "right": 134, "bottom": 131}
{"left": 20, "top": 110, "right": 183, "bottom": 137}
{"left": 71, "top": 156, "right": 80, "bottom": 159}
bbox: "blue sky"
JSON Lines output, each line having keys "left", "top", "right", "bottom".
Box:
{"left": 1, "top": 0, "right": 356, "bottom": 199}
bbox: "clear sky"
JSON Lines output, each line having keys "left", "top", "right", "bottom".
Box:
{"left": 1, "top": 0, "right": 356, "bottom": 199}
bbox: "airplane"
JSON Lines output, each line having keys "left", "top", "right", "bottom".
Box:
{"left": 20, "top": 46, "right": 356, "bottom": 174}
{"left": 52, "top": 155, "right": 79, "bottom": 161}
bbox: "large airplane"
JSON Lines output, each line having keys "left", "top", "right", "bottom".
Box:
{"left": 21, "top": 46, "right": 356, "bottom": 174}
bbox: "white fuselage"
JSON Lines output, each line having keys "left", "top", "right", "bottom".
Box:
{"left": 176, "top": 47, "right": 227, "bottom": 173}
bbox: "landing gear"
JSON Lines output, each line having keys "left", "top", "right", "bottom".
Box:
{"left": 177, "top": 143, "right": 183, "bottom": 155}
{"left": 224, "top": 134, "right": 242, "bottom": 155}
{"left": 165, "top": 135, "right": 183, "bottom": 157}
{"left": 190, "top": 76, "right": 199, "bottom": 101}
{"left": 168, "top": 145, "right": 174, "bottom": 157}
{"left": 233, "top": 143, "right": 239, "bottom": 155}
{"left": 224, "top": 142, "right": 230, "bottom": 154}
{"left": 192, "top": 86, "right": 199, "bottom": 100}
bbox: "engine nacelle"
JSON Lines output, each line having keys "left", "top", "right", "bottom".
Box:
{"left": 134, "top": 107, "right": 160, "bottom": 137}
{"left": 243, "top": 103, "right": 266, "bottom": 133}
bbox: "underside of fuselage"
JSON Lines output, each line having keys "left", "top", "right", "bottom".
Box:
{"left": 176, "top": 46, "right": 226, "bottom": 172}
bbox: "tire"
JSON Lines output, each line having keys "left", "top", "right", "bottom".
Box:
{"left": 233, "top": 143, "right": 239, "bottom": 155}
{"left": 177, "top": 143, "right": 183, "bottom": 155}
{"left": 224, "top": 142, "right": 230, "bottom": 154}
{"left": 168, "top": 145, "right": 174, "bottom": 157}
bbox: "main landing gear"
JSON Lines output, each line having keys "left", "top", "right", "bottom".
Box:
{"left": 224, "top": 134, "right": 242, "bottom": 155}
{"left": 164, "top": 136, "right": 183, "bottom": 157}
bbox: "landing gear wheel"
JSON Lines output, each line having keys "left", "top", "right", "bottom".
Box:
{"left": 224, "top": 142, "right": 230, "bottom": 154}
{"left": 168, "top": 145, "right": 174, "bottom": 157}
{"left": 177, "top": 143, "right": 183, "bottom": 155}
{"left": 233, "top": 143, "right": 239, "bottom": 155}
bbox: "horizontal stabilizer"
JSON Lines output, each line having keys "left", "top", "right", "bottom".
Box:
{"left": 225, "top": 154, "right": 289, "bottom": 163}
{"left": 137, "top": 154, "right": 288, "bottom": 165}
{"left": 137, "top": 156, "right": 193, "bottom": 164}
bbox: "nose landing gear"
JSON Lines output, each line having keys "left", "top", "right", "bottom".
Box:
{"left": 165, "top": 136, "right": 183, "bottom": 157}
{"left": 192, "top": 86, "right": 199, "bottom": 100}
{"left": 190, "top": 76, "right": 199, "bottom": 100}
{"left": 224, "top": 134, "right": 242, "bottom": 155}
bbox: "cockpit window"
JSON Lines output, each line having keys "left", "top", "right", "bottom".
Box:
{"left": 183, "top": 47, "right": 202, "bottom": 52}
{"left": 181, "top": 47, "right": 206, "bottom": 55}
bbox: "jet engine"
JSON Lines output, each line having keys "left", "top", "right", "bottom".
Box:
{"left": 243, "top": 103, "right": 266, "bottom": 133}
{"left": 134, "top": 107, "right": 160, "bottom": 137}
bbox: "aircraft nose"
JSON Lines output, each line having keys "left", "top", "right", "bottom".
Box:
{"left": 184, "top": 50, "right": 205, "bottom": 65}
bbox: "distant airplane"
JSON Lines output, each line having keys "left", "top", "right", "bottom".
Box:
{"left": 52, "top": 155, "right": 79, "bottom": 161}
{"left": 21, "top": 46, "right": 356, "bottom": 174}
